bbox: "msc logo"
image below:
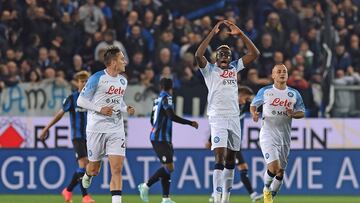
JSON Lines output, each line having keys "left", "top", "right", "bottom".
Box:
{"left": 222, "top": 79, "right": 236, "bottom": 86}
{"left": 265, "top": 153, "right": 270, "bottom": 159}
{"left": 288, "top": 92, "right": 294, "bottom": 97}
{"left": 216, "top": 187, "right": 222, "bottom": 192}
{"left": 214, "top": 136, "right": 220, "bottom": 143}
{"left": 88, "top": 150, "right": 92, "bottom": 157}
{"left": 106, "top": 98, "right": 120, "bottom": 104}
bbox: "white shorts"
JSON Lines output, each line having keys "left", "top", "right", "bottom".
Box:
{"left": 209, "top": 116, "right": 241, "bottom": 151}
{"left": 260, "top": 140, "right": 290, "bottom": 169}
{"left": 86, "top": 131, "right": 126, "bottom": 162}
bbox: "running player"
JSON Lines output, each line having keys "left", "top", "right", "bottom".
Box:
{"left": 77, "top": 46, "right": 135, "bottom": 203}
{"left": 138, "top": 78, "right": 199, "bottom": 203}
{"left": 207, "top": 86, "right": 263, "bottom": 203}
{"left": 250, "top": 64, "right": 305, "bottom": 203}
{"left": 40, "top": 71, "right": 94, "bottom": 203}
{"left": 195, "top": 20, "right": 260, "bottom": 203}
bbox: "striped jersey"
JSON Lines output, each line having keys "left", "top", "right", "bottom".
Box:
{"left": 62, "top": 91, "right": 87, "bottom": 140}
{"left": 150, "top": 91, "right": 173, "bottom": 142}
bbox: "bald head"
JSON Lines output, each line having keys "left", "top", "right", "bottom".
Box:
{"left": 272, "top": 64, "right": 288, "bottom": 83}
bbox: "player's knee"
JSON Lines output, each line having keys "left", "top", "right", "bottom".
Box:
{"left": 111, "top": 165, "right": 123, "bottom": 175}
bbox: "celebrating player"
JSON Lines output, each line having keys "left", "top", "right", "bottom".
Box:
{"left": 77, "top": 46, "right": 135, "bottom": 203}
{"left": 138, "top": 78, "right": 199, "bottom": 203}
{"left": 207, "top": 86, "right": 263, "bottom": 203}
{"left": 40, "top": 71, "right": 94, "bottom": 203}
{"left": 250, "top": 64, "right": 305, "bottom": 203}
{"left": 195, "top": 20, "right": 260, "bottom": 203}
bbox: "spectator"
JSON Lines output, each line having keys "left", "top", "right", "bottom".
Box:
{"left": 332, "top": 69, "right": 360, "bottom": 117}
{"left": 37, "top": 47, "right": 51, "bottom": 70}
{"left": 333, "top": 43, "right": 352, "bottom": 71}
{"left": 94, "top": 29, "right": 128, "bottom": 62}
{"left": 349, "top": 34, "right": 360, "bottom": 72}
{"left": 78, "top": 0, "right": 106, "bottom": 34}
{"left": 261, "top": 12, "right": 285, "bottom": 51}
{"left": 257, "top": 33, "right": 275, "bottom": 77}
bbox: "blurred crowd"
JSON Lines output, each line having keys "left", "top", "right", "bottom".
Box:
{"left": 0, "top": 0, "right": 359, "bottom": 117}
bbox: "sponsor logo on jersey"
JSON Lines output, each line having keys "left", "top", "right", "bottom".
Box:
{"left": 106, "top": 85, "right": 125, "bottom": 95}
{"left": 106, "top": 98, "right": 121, "bottom": 104}
{"left": 214, "top": 136, "right": 220, "bottom": 143}
{"left": 265, "top": 153, "right": 270, "bottom": 159}
{"left": 219, "top": 70, "right": 236, "bottom": 79}
{"left": 270, "top": 98, "right": 292, "bottom": 108}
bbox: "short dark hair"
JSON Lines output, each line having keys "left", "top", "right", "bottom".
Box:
{"left": 160, "top": 78, "right": 173, "bottom": 91}
{"left": 104, "top": 46, "right": 121, "bottom": 65}
{"left": 238, "top": 86, "right": 254, "bottom": 95}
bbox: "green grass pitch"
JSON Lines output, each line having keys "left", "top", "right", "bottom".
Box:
{"left": 0, "top": 195, "right": 359, "bottom": 203}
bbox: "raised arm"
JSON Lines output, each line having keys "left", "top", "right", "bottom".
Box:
{"left": 195, "top": 21, "right": 224, "bottom": 68}
{"left": 225, "top": 20, "right": 260, "bottom": 66}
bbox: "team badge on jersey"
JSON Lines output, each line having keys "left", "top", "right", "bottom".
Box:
{"left": 120, "top": 78, "right": 126, "bottom": 85}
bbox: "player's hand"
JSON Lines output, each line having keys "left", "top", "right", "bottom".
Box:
{"left": 212, "top": 20, "right": 224, "bottom": 34}
{"left": 224, "top": 20, "right": 243, "bottom": 35}
{"left": 252, "top": 111, "right": 260, "bottom": 122}
{"left": 286, "top": 108, "right": 293, "bottom": 118}
{"left": 39, "top": 128, "right": 49, "bottom": 141}
{"left": 191, "top": 121, "right": 199, "bottom": 129}
{"left": 100, "top": 106, "right": 113, "bottom": 116}
{"left": 205, "top": 141, "right": 211, "bottom": 149}
{"left": 127, "top": 106, "right": 135, "bottom": 115}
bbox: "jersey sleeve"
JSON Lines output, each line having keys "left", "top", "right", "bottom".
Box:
{"left": 229, "top": 58, "right": 245, "bottom": 73}
{"left": 199, "top": 61, "right": 214, "bottom": 78}
{"left": 294, "top": 90, "right": 305, "bottom": 112}
{"left": 62, "top": 95, "right": 73, "bottom": 112}
{"left": 251, "top": 87, "right": 266, "bottom": 107}
{"left": 80, "top": 73, "right": 101, "bottom": 100}
{"left": 162, "top": 95, "right": 174, "bottom": 110}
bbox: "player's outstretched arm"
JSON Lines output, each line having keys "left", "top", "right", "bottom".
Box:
{"left": 224, "top": 20, "right": 260, "bottom": 66}
{"left": 165, "top": 109, "right": 198, "bottom": 129}
{"left": 195, "top": 20, "right": 224, "bottom": 68}
{"left": 39, "top": 109, "right": 65, "bottom": 141}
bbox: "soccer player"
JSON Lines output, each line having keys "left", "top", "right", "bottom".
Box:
{"left": 77, "top": 46, "right": 135, "bottom": 203}
{"left": 195, "top": 20, "right": 260, "bottom": 203}
{"left": 250, "top": 64, "right": 305, "bottom": 203}
{"left": 207, "top": 86, "right": 263, "bottom": 203}
{"left": 40, "top": 71, "right": 94, "bottom": 203}
{"left": 138, "top": 78, "right": 199, "bottom": 203}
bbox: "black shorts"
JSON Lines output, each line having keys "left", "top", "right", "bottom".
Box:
{"left": 72, "top": 139, "right": 87, "bottom": 160}
{"left": 236, "top": 150, "right": 245, "bottom": 165}
{"left": 151, "top": 141, "right": 174, "bottom": 164}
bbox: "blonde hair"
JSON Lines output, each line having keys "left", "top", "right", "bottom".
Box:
{"left": 74, "top": 70, "right": 90, "bottom": 80}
